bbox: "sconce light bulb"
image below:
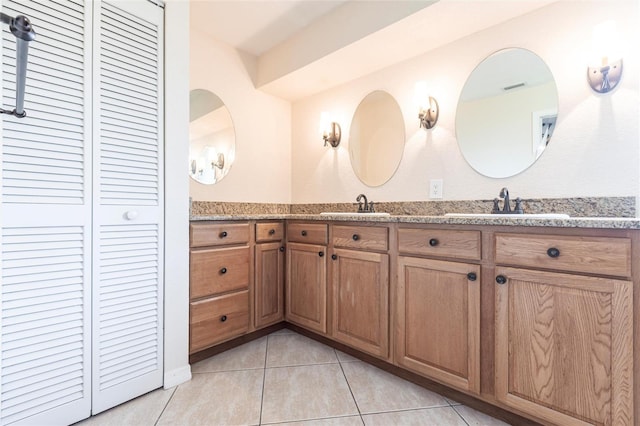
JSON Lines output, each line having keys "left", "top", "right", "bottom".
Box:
{"left": 323, "top": 121, "right": 341, "bottom": 148}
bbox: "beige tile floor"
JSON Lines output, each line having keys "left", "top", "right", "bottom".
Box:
{"left": 78, "top": 329, "right": 510, "bottom": 425}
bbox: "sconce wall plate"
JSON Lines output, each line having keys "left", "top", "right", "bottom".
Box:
{"left": 587, "top": 58, "right": 622, "bottom": 94}
{"left": 323, "top": 122, "right": 341, "bottom": 147}
{"left": 419, "top": 96, "right": 439, "bottom": 129}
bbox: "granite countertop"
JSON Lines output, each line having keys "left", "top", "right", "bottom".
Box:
{"left": 190, "top": 213, "right": 640, "bottom": 229}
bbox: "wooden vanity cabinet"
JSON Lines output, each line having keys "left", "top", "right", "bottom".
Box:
{"left": 330, "top": 225, "right": 390, "bottom": 359}
{"left": 285, "top": 222, "right": 328, "bottom": 334}
{"left": 494, "top": 232, "right": 634, "bottom": 425}
{"left": 396, "top": 227, "right": 481, "bottom": 394}
{"left": 189, "top": 222, "right": 251, "bottom": 354}
{"left": 254, "top": 222, "right": 285, "bottom": 328}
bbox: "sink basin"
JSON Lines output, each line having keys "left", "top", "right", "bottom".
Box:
{"left": 320, "top": 212, "right": 391, "bottom": 217}
{"left": 444, "top": 213, "right": 570, "bottom": 219}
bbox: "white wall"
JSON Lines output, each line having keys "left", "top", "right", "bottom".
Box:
{"left": 189, "top": 30, "right": 292, "bottom": 203}
{"left": 163, "top": 0, "right": 192, "bottom": 388}
{"left": 291, "top": 1, "right": 639, "bottom": 204}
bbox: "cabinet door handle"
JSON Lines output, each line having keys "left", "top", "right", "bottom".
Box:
{"left": 279, "top": 246, "right": 285, "bottom": 252}
{"left": 269, "top": 229, "right": 276, "bottom": 235}
{"left": 352, "top": 234, "right": 360, "bottom": 241}
{"left": 547, "top": 247, "right": 560, "bottom": 258}
{"left": 220, "top": 315, "right": 227, "bottom": 322}
{"left": 301, "top": 230, "right": 307, "bottom": 236}
{"left": 318, "top": 251, "right": 324, "bottom": 257}
{"left": 220, "top": 267, "right": 227, "bottom": 274}
{"left": 331, "top": 254, "right": 337, "bottom": 260}
{"left": 219, "top": 231, "right": 228, "bottom": 238}
{"left": 496, "top": 275, "right": 507, "bottom": 285}
{"left": 467, "top": 272, "right": 477, "bottom": 281}
{"left": 429, "top": 238, "right": 439, "bottom": 247}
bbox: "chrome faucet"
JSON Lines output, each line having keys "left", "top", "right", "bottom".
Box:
{"left": 492, "top": 187, "right": 524, "bottom": 214}
{"left": 500, "top": 187, "right": 511, "bottom": 213}
{"left": 356, "top": 194, "right": 375, "bottom": 213}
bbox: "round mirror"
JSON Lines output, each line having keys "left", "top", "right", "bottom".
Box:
{"left": 189, "top": 89, "right": 235, "bottom": 184}
{"left": 456, "top": 48, "right": 558, "bottom": 178}
{"left": 349, "top": 90, "right": 405, "bottom": 187}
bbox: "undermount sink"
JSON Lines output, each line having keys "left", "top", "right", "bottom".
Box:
{"left": 444, "top": 213, "right": 570, "bottom": 219}
{"left": 320, "top": 212, "right": 391, "bottom": 217}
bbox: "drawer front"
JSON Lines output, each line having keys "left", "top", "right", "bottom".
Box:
{"left": 256, "top": 222, "right": 284, "bottom": 242}
{"left": 190, "top": 246, "right": 250, "bottom": 299}
{"left": 495, "top": 233, "right": 631, "bottom": 277}
{"left": 190, "top": 222, "right": 250, "bottom": 247}
{"left": 287, "top": 222, "right": 328, "bottom": 245}
{"left": 332, "top": 225, "right": 388, "bottom": 251}
{"left": 398, "top": 228, "right": 481, "bottom": 260}
{"left": 190, "top": 290, "right": 249, "bottom": 353}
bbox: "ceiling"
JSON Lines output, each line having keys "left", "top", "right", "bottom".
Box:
{"left": 190, "top": 1, "right": 351, "bottom": 57}
{"left": 190, "top": 0, "right": 555, "bottom": 101}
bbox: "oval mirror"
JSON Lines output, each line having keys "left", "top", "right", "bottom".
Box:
{"left": 349, "top": 90, "right": 405, "bottom": 187}
{"left": 189, "top": 89, "right": 235, "bottom": 184}
{"left": 456, "top": 48, "right": 558, "bottom": 178}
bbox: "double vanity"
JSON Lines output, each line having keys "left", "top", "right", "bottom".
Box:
{"left": 188, "top": 212, "right": 640, "bottom": 426}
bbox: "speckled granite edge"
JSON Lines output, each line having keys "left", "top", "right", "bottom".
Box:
{"left": 192, "top": 197, "right": 635, "bottom": 218}
{"left": 289, "top": 197, "right": 636, "bottom": 218}
{"left": 190, "top": 201, "right": 290, "bottom": 216}
{"left": 190, "top": 197, "right": 638, "bottom": 229}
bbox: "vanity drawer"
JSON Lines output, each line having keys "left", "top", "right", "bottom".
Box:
{"left": 190, "top": 290, "right": 249, "bottom": 353}
{"left": 332, "top": 225, "right": 388, "bottom": 251}
{"left": 190, "top": 246, "right": 250, "bottom": 299}
{"left": 398, "top": 228, "right": 481, "bottom": 260}
{"left": 256, "top": 222, "right": 284, "bottom": 242}
{"left": 190, "top": 222, "right": 250, "bottom": 247}
{"left": 495, "top": 233, "right": 631, "bottom": 277}
{"left": 287, "top": 222, "right": 328, "bottom": 245}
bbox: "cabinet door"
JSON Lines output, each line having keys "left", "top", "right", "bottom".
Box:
{"left": 495, "top": 267, "right": 633, "bottom": 426}
{"left": 286, "top": 242, "right": 327, "bottom": 334}
{"left": 397, "top": 257, "right": 480, "bottom": 394}
{"left": 255, "top": 242, "right": 284, "bottom": 328}
{"left": 331, "top": 249, "right": 389, "bottom": 358}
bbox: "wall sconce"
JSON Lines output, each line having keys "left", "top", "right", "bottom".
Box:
{"left": 587, "top": 20, "right": 623, "bottom": 94}
{"left": 211, "top": 152, "right": 224, "bottom": 170}
{"left": 414, "top": 82, "right": 439, "bottom": 129}
{"left": 320, "top": 112, "right": 341, "bottom": 147}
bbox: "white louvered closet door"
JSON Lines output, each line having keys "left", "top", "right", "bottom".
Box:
{"left": 91, "top": 0, "right": 164, "bottom": 414}
{"left": 0, "top": 0, "right": 93, "bottom": 425}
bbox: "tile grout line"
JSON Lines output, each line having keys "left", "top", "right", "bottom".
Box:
{"left": 258, "top": 334, "right": 271, "bottom": 425}
{"left": 335, "top": 348, "right": 365, "bottom": 425}
{"left": 153, "top": 386, "right": 178, "bottom": 426}
{"left": 451, "top": 404, "right": 472, "bottom": 426}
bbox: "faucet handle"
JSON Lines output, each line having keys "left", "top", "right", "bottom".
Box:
{"left": 369, "top": 201, "right": 375, "bottom": 213}
{"left": 514, "top": 197, "right": 524, "bottom": 214}
{"left": 492, "top": 198, "right": 500, "bottom": 214}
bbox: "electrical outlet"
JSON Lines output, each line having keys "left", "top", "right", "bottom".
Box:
{"left": 429, "top": 179, "right": 443, "bottom": 199}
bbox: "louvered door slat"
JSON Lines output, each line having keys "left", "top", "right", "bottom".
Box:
{"left": 93, "top": 1, "right": 164, "bottom": 413}
{"left": 2, "top": 0, "right": 87, "bottom": 206}
{"left": 1, "top": 224, "right": 90, "bottom": 425}
{"left": 1, "top": 0, "right": 92, "bottom": 423}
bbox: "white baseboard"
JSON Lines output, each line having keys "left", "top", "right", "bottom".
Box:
{"left": 164, "top": 365, "right": 192, "bottom": 389}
